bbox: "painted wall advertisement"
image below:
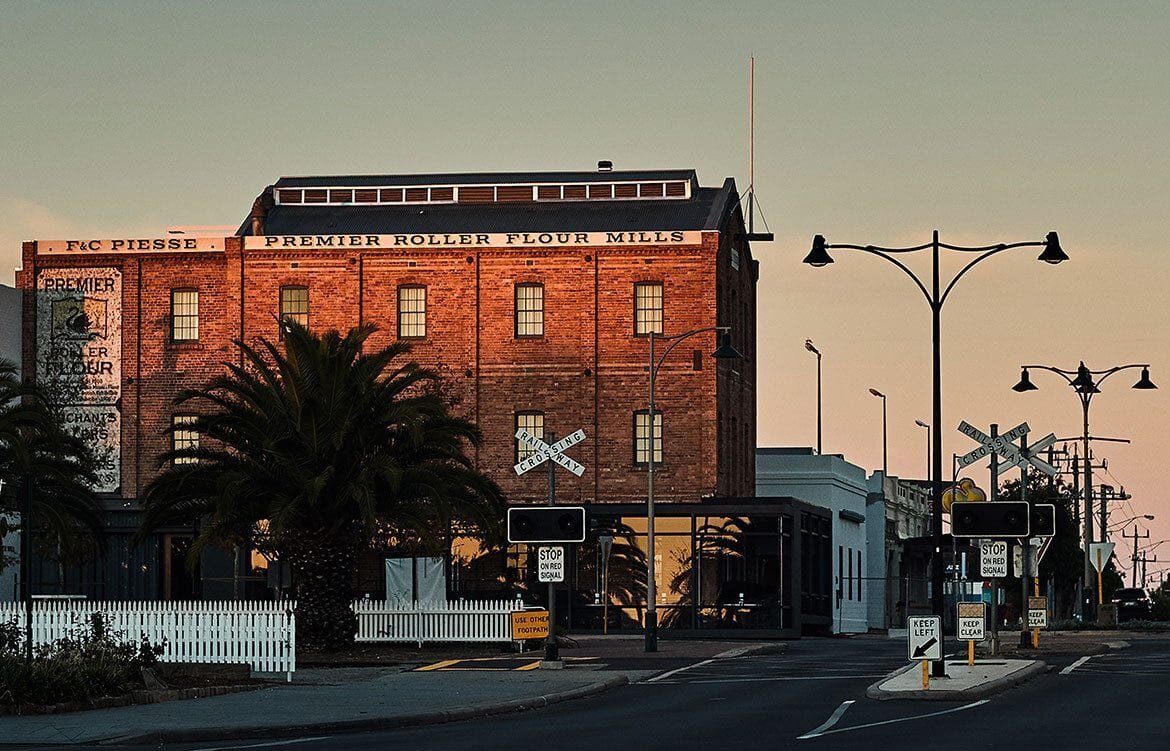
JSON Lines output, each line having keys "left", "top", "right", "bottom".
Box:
{"left": 35, "top": 268, "right": 122, "bottom": 493}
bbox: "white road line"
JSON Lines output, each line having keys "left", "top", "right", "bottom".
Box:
{"left": 1060, "top": 655, "right": 1094, "bottom": 674}
{"left": 190, "top": 737, "right": 332, "bottom": 751}
{"left": 678, "top": 674, "right": 887, "bottom": 685}
{"left": 643, "top": 658, "right": 715, "bottom": 683}
{"left": 798, "top": 700, "right": 988, "bottom": 740}
{"left": 797, "top": 700, "right": 855, "bottom": 740}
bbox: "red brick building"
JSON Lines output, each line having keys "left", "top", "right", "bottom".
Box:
{"left": 18, "top": 167, "right": 763, "bottom": 616}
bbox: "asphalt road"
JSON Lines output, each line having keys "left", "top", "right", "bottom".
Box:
{"left": 19, "top": 636, "right": 1170, "bottom": 751}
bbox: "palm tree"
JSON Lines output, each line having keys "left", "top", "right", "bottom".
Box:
{"left": 138, "top": 322, "right": 503, "bottom": 650}
{"left": 0, "top": 358, "right": 102, "bottom": 573}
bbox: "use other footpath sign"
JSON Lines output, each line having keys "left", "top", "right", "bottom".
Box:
{"left": 511, "top": 610, "right": 550, "bottom": 641}
{"left": 980, "top": 540, "right": 1009, "bottom": 578}
{"left": 957, "top": 602, "right": 986, "bottom": 641}
{"left": 537, "top": 546, "right": 566, "bottom": 583}
{"left": 907, "top": 615, "right": 942, "bottom": 661}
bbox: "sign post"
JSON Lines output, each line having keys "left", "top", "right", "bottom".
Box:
{"left": 1089, "top": 542, "right": 1115, "bottom": 607}
{"left": 907, "top": 615, "right": 942, "bottom": 690}
{"left": 1027, "top": 596, "right": 1048, "bottom": 646}
{"left": 957, "top": 602, "right": 986, "bottom": 666}
{"left": 513, "top": 427, "right": 587, "bottom": 669}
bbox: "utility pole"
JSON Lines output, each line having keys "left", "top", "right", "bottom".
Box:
{"left": 1128, "top": 526, "right": 1151, "bottom": 587}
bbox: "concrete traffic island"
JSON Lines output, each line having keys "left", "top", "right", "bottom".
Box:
{"left": 866, "top": 659, "right": 1048, "bottom": 701}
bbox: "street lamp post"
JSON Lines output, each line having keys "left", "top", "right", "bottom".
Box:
{"left": 914, "top": 420, "right": 930, "bottom": 484}
{"left": 805, "top": 229, "right": 1066, "bottom": 676}
{"left": 869, "top": 389, "right": 887, "bottom": 483}
{"left": 644, "top": 327, "right": 741, "bottom": 652}
{"left": 805, "top": 339, "right": 822, "bottom": 454}
{"left": 1013, "top": 362, "right": 1156, "bottom": 619}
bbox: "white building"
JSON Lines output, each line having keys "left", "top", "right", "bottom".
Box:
{"left": 865, "top": 472, "right": 932, "bottom": 630}
{"left": 756, "top": 448, "right": 869, "bottom": 633}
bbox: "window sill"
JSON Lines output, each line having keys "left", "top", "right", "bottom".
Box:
{"left": 166, "top": 341, "right": 204, "bottom": 351}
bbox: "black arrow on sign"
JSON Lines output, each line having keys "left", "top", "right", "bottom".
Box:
{"left": 912, "top": 637, "right": 938, "bottom": 659}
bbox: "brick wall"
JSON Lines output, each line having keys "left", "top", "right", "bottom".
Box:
{"left": 20, "top": 230, "right": 757, "bottom": 507}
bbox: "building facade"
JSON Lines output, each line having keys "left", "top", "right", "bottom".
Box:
{"left": 756, "top": 448, "right": 870, "bottom": 633}
{"left": 16, "top": 168, "right": 761, "bottom": 615}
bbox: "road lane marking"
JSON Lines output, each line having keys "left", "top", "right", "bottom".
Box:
{"left": 643, "top": 658, "right": 715, "bottom": 683}
{"left": 191, "top": 737, "right": 332, "bottom": 751}
{"left": 1060, "top": 655, "right": 1094, "bottom": 674}
{"left": 797, "top": 700, "right": 855, "bottom": 739}
{"left": 649, "top": 674, "right": 886, "bottom": 685}
{"left": 797, "top": 700, "right": 988, "bottom": 740}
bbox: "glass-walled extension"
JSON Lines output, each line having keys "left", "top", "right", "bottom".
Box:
{"left": 447, "top": 499, "right": 834, "bottom": 638}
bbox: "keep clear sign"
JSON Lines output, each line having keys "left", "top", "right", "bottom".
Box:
{"left": 36, "top": 268, "right": 122, "bottom": 493}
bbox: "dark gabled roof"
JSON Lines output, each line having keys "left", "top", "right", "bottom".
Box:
{"left": 272, "top": 170, "right": 696, "bottom": 189}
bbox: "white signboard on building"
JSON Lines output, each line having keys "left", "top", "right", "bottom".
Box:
{"left": 36, "top": 268, "right": 122, "bottom": 493}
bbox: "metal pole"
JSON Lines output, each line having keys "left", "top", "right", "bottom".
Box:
{"left": 816, "top": 351, "right": 822, "bottom": 455}
{"left": 646, "top": 333, "right": 657, "bottom": 652}
{"left": 21, "top": 474, "right": 33, "bottom": 662}
{"left": 881, "top": 396, "right": 887, "bottom": 481}
{"left": 989, "top": 424, "right": 999, "bottom": 656}
{"left": 1018, "top": 434, "right": 1032, "bottom": 648}
{"left": 1082, "top": 400, "right": 1095, "bottom": 621}
{"left": 545, "top": 431, "right": 559, "bottom": 663}
{"left": 930, "top": 230, "right": 946, "bottom": 677}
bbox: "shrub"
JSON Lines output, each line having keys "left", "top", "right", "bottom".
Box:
{"left": 0, "top": 613, "right": 165, "bottom": 707}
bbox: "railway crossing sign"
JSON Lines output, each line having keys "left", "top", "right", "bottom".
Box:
{"left": 956, "top": 421, "right": 1058, "bottom": 477}
{"left": 907, "top": 615, "right": 942, "bottom": 661}
{"left": 514, "top": 428, "right": 586, "bottom": 477}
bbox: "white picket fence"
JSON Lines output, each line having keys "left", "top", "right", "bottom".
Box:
{"left": 0, "top": 598, "right": 523, "bottom": 678}
{"left": 0, "top": 600, "right": 297, "bottom": 681}
{"left": 353, "top": 599, "right": 523, "bottom": 646}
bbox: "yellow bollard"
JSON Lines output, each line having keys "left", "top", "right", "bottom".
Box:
{"left": 922, "top": 660, "right": 930, "bottom": 690}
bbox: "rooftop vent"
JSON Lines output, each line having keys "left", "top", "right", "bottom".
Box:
{"left": 597, "top": 160, "right": 613, "bottom": 172}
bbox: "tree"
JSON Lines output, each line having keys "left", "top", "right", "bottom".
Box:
{"left": 138, "top": 323, "right": 503, "bottom": 650}
{"left": 998, "top": 472, "right": 1083, "bottom": 620}
{"left": 0, "top": 358, "right": 101, "bottom": 574}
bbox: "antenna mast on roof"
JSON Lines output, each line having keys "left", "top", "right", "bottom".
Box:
{"left": 743, "top": 55, "right": 774, "bottom": 242}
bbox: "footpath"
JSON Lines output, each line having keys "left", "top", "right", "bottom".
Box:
{"left": 0, "top": 631, "right": 1137, "bottom": 745}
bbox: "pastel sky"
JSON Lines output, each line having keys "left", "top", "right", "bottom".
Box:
{"left": 3, "top": 2, "right": 1168, "bottom": 582}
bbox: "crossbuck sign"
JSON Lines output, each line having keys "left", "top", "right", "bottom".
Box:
{"left": 513, "top": 429, "right": 586, "bottom": 477}
{"left": 956, "top": 421, "right": 1058, "bottom": 477}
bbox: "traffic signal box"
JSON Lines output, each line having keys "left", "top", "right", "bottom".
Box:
{"left": 507, "top": 506, "right": 587, "bottom": 544}
{"left": 1030, "top": 503, "right": 1056, "bottom": 537}
{"left": 951, "top": 501, "right": 1030, "bottom": 538}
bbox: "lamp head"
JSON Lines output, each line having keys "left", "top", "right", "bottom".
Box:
{"left": 915, "top": 420, "right": 929, "bottom": 429}
{"left": 804, "top": 338, "right": 819, "bottom": 355}
{"left": 803, "top": 235, "right": 834, "bottom": 267}
{"left": 868, "top": 388, "right": 884, "bottom": 398}
{"left": 711, "top": 332, "right": 742, "bottom": 360}
{"left": 1037, "top": 231, "right": 1068, "bottom": 264}
{"left": 1071, "top": 362, "right": 1098, "bottom": 393}
{"left": 1013, "top": 367, "right": 1038, "bottom": 392}
{"left": 1133, "top": 366, "right": 1157, "bottom": 390}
